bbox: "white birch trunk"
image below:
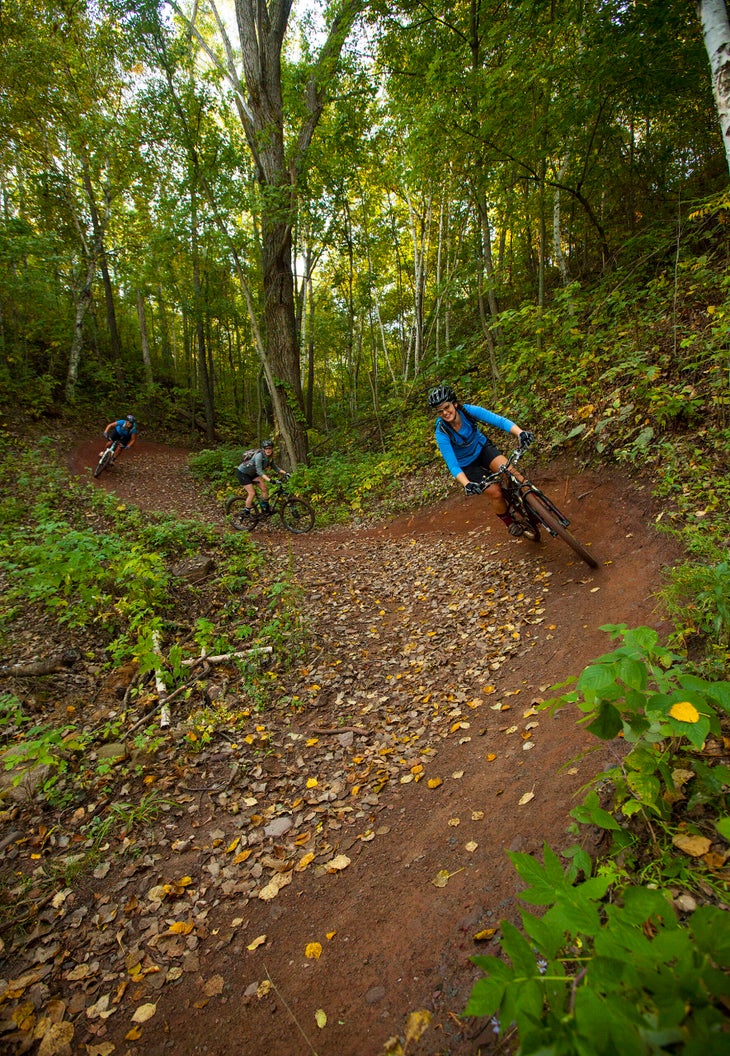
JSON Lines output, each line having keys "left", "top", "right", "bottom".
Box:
{"left": 697, "top": 0, "right": 730, "bottom": 175}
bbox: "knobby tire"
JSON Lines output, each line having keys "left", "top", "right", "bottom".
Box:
{"left": 524, "top": 492, "right": 598, "bottom": 569}
{"left": 225, "top": 495, "right": 257, "bottom": 531}
{"left": 279, "top": 497, "right": 315, "bottom": 534}
{"left": 93, "top": 449, "right": 113, "bottom": 479}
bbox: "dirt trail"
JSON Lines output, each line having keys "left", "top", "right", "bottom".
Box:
{"left": 47, "top": 442, "right": 682, "bottom": 1054}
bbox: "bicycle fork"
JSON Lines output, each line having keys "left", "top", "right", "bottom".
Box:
{"left": 510, "top": 479, "right": 571, "bottom": 531}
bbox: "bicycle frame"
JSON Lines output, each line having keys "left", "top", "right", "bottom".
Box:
{"left": 476, "top": 447, "right": 598, "bottom": 568}
{"left": 478, "top": 449, "right": 567, "bottom": 534}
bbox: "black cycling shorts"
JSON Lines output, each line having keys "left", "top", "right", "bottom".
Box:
{"left": 461, "top": 442, "right": 502, "bottom": 483}
{"left": 236, "top": 468, "right": 258, "bottom": 485}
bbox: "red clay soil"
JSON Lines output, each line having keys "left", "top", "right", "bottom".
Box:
{"left": 54, "top": 440, "right": 682, "bottom": 1055}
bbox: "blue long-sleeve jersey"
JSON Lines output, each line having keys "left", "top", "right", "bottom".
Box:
{"left": 435, "top": 403, "right": 515, "bottom": 477}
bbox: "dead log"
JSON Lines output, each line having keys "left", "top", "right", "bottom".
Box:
{"left": 0, "top": 650, "right": 79, "bottom": 678}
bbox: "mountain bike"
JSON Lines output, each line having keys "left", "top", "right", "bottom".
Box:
{"left": 93, "top": 438, "right": 121, "bottom": 478}
{"left": 474, "top": 447, "right": 598, "bottom": 568}
{"left": 225, "top": 477, "right": 315, "bottom": 534}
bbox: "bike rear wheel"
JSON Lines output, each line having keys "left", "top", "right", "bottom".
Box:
{"left": 524, "top": 492, "right": 598, "bottom": 568}
{"left": 279, "top": 497, "right": 315, "bottom": 534}
{"left": 225, "top": 495, "right": 258, "bottom": 531}
{"left": 93, "top": 448, "right": 113, "bottom": 478}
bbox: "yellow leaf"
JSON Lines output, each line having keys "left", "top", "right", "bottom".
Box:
{"left": 315, "top": 1009, "right": 327, "bottom": 1029}
{"left": 168, "top": 921, "right": 194, "bottom": 935}
{"left": 486, "top": 753, "right": 497, "bottom": 762}
{"left": 247, "top": 935, "right": 267, "bottom": 951}
{"left": 305, "top": 942, "right": 323, "bottom": 960}
{"left": 125, "top": 1026, "right": 142, "bottom": 1041}
{"left": 427, "top": 777, "right": 442, "bottom": 789}
{"left": 306, "top": 777, "right": 318, "bottom": 788}
{"left": 306, "top": 738, "right": 319, "bottom": 747}
{"left": 226, "top": 837, "right": 241, "bottom": 853}
{"left": 259, "top": 872, "right": 292, "bottom": 901}
{"left": 257, "top": 980, "right": 272, "bottom": 999}
{"left": 672, "top": 833, "right": 712, "bottom": 857}
{"left": 669, "top": 701, "right": 700, "bottom": 724}
{"left": 474, "top": 928, "right": 496, "bottom": 941}
{"left": 432, "top": 867, "right": 463, "bottom": 888}
{"left": 518, "top": 791, "right": 535, "bottom": 806}
{"left": 296, "top": 852, "right": 315, "bottom": 871}
{"left": 404, "top": 1009, "right": 432, "bottom": 1045}
{"left": 448, "top": 818, "right": 460, "bottom": 827}
{"left": 325, "top": 854, "right": 350, "bottom": 873}
{"left": 131, "top": 1003, "right": 157, "bottom": 1024}
{"left": 36, "top": 1021, "right": 74, "bottom": 1056}
{"left": 326, "top": 931, "right": 336, "bottom": 941}
{"left": 234, "top": 849, "right": 253, "bottom": 864}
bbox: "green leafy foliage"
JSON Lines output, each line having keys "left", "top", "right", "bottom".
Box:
{"left": 467, "top": 856, "right": 730, "bottom": 1056}
{"left": 466, "top": 628, "right": 730, "bottom": 1052}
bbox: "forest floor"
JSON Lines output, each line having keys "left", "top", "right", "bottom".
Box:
{"left": 0, "top": 438, "right": 683, "bottom": 1056}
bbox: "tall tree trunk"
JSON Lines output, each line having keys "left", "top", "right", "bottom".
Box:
{"left": 65, "top": 257, "right": 96, "bottom": 402}
{"left": 136, "top": 289, "right": 153, "bottom": 385}
{"left": 697, "top": 0, "right": 730, "bottom": 174}
{"left": 176, "top": 0, "right": 365, "bottom": 463}
{"left": 306, "top": 272, "right": 315, "bottom": 426}
{"left": 191, "top": 189, "right": 215, "bottom": 441}
{"left": 81, "top": 159, "right": 122, "bottom": 364}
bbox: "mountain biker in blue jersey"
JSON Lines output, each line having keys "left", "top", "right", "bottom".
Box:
{"left": 428, "top": 385, "right": 534, "bottom": 536}
{"left": 235, "top": 439, "right": 288, "bottom": 524}
{"left": 102, "top": 415, "right": 137, "bottom": 461}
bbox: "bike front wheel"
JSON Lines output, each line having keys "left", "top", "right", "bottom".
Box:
{"left": 524, "top": 492, "right": 598, "bottom": 569}
{"left": 225, "top": 495, "right": 258, "bottom": 531}
{"left": 279, "top": 497, "right": 315, "bottom": 534}
{"left": 93, "top": 449, "right": 113, "bottom": 478}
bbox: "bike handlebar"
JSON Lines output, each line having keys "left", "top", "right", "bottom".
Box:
{"left": 472, "top": 445, "right": 528, "bottom": 492}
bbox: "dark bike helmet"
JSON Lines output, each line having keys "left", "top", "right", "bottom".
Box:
{"left": 428, "top": 385, "right": 457, "bottom": 409}
{"left": 125, "top": 414, "right": 136, "bottom": 425}
{"left": 261, "top": 438, "right": 274, "bottom": 448}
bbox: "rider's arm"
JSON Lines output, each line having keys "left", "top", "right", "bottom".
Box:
{"left": 462, "top": 404, "right": 516, "bottom": 435}
{"left": 435, "top": 422, "right": 463, "bottom": 478}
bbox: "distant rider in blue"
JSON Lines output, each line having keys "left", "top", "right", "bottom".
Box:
{"left": 428, "top": 385, "right": 534, "bottom": 536}
{"left": 102, "top": 414, "right": 138, "bottom": 462}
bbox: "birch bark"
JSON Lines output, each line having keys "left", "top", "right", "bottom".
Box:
{"left": 697, "top": 0, "right": 730, "bottom": 174}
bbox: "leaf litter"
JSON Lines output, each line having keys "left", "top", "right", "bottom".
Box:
{"left": 0, "top": 509, "right": 555, "bottom": 1052}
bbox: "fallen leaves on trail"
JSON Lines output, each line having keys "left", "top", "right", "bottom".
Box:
{"left": 131, "top": 1002, "right": 157, "bottom": 1024}
{"left": 518, "top": 791, "right": 536, "bottom": 805}
{"left": 672, "top": 833, "right": 712, "bottom": 857}
{"left": 305, "top": 942, "right": 323, "bottom": 960}
{"left": 431, "top": 868, "right": 464, "bottom": 888}
{"left": 315, "top": 1008, "right": 327, "bottom": 1028}
{"left": 325, "top": 854, "right": 350, "bottom": 873}
{"left": 0, "top": 521, "right": 554, "bottom": 1053}
{"left": 258, "top": 871, "right": 292, "bottom": 900}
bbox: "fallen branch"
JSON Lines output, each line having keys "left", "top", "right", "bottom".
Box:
{"left": 152, "top": 631, "right": 171, "bottom": 729}
{"left": 180, "top": 646, "right": 273, "bottom": 666}
{"left": 0, "top": 650, "right": 79, "bottom": 679}
{"left": 122, "top": 668, "right": 207, "bottom": 741}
